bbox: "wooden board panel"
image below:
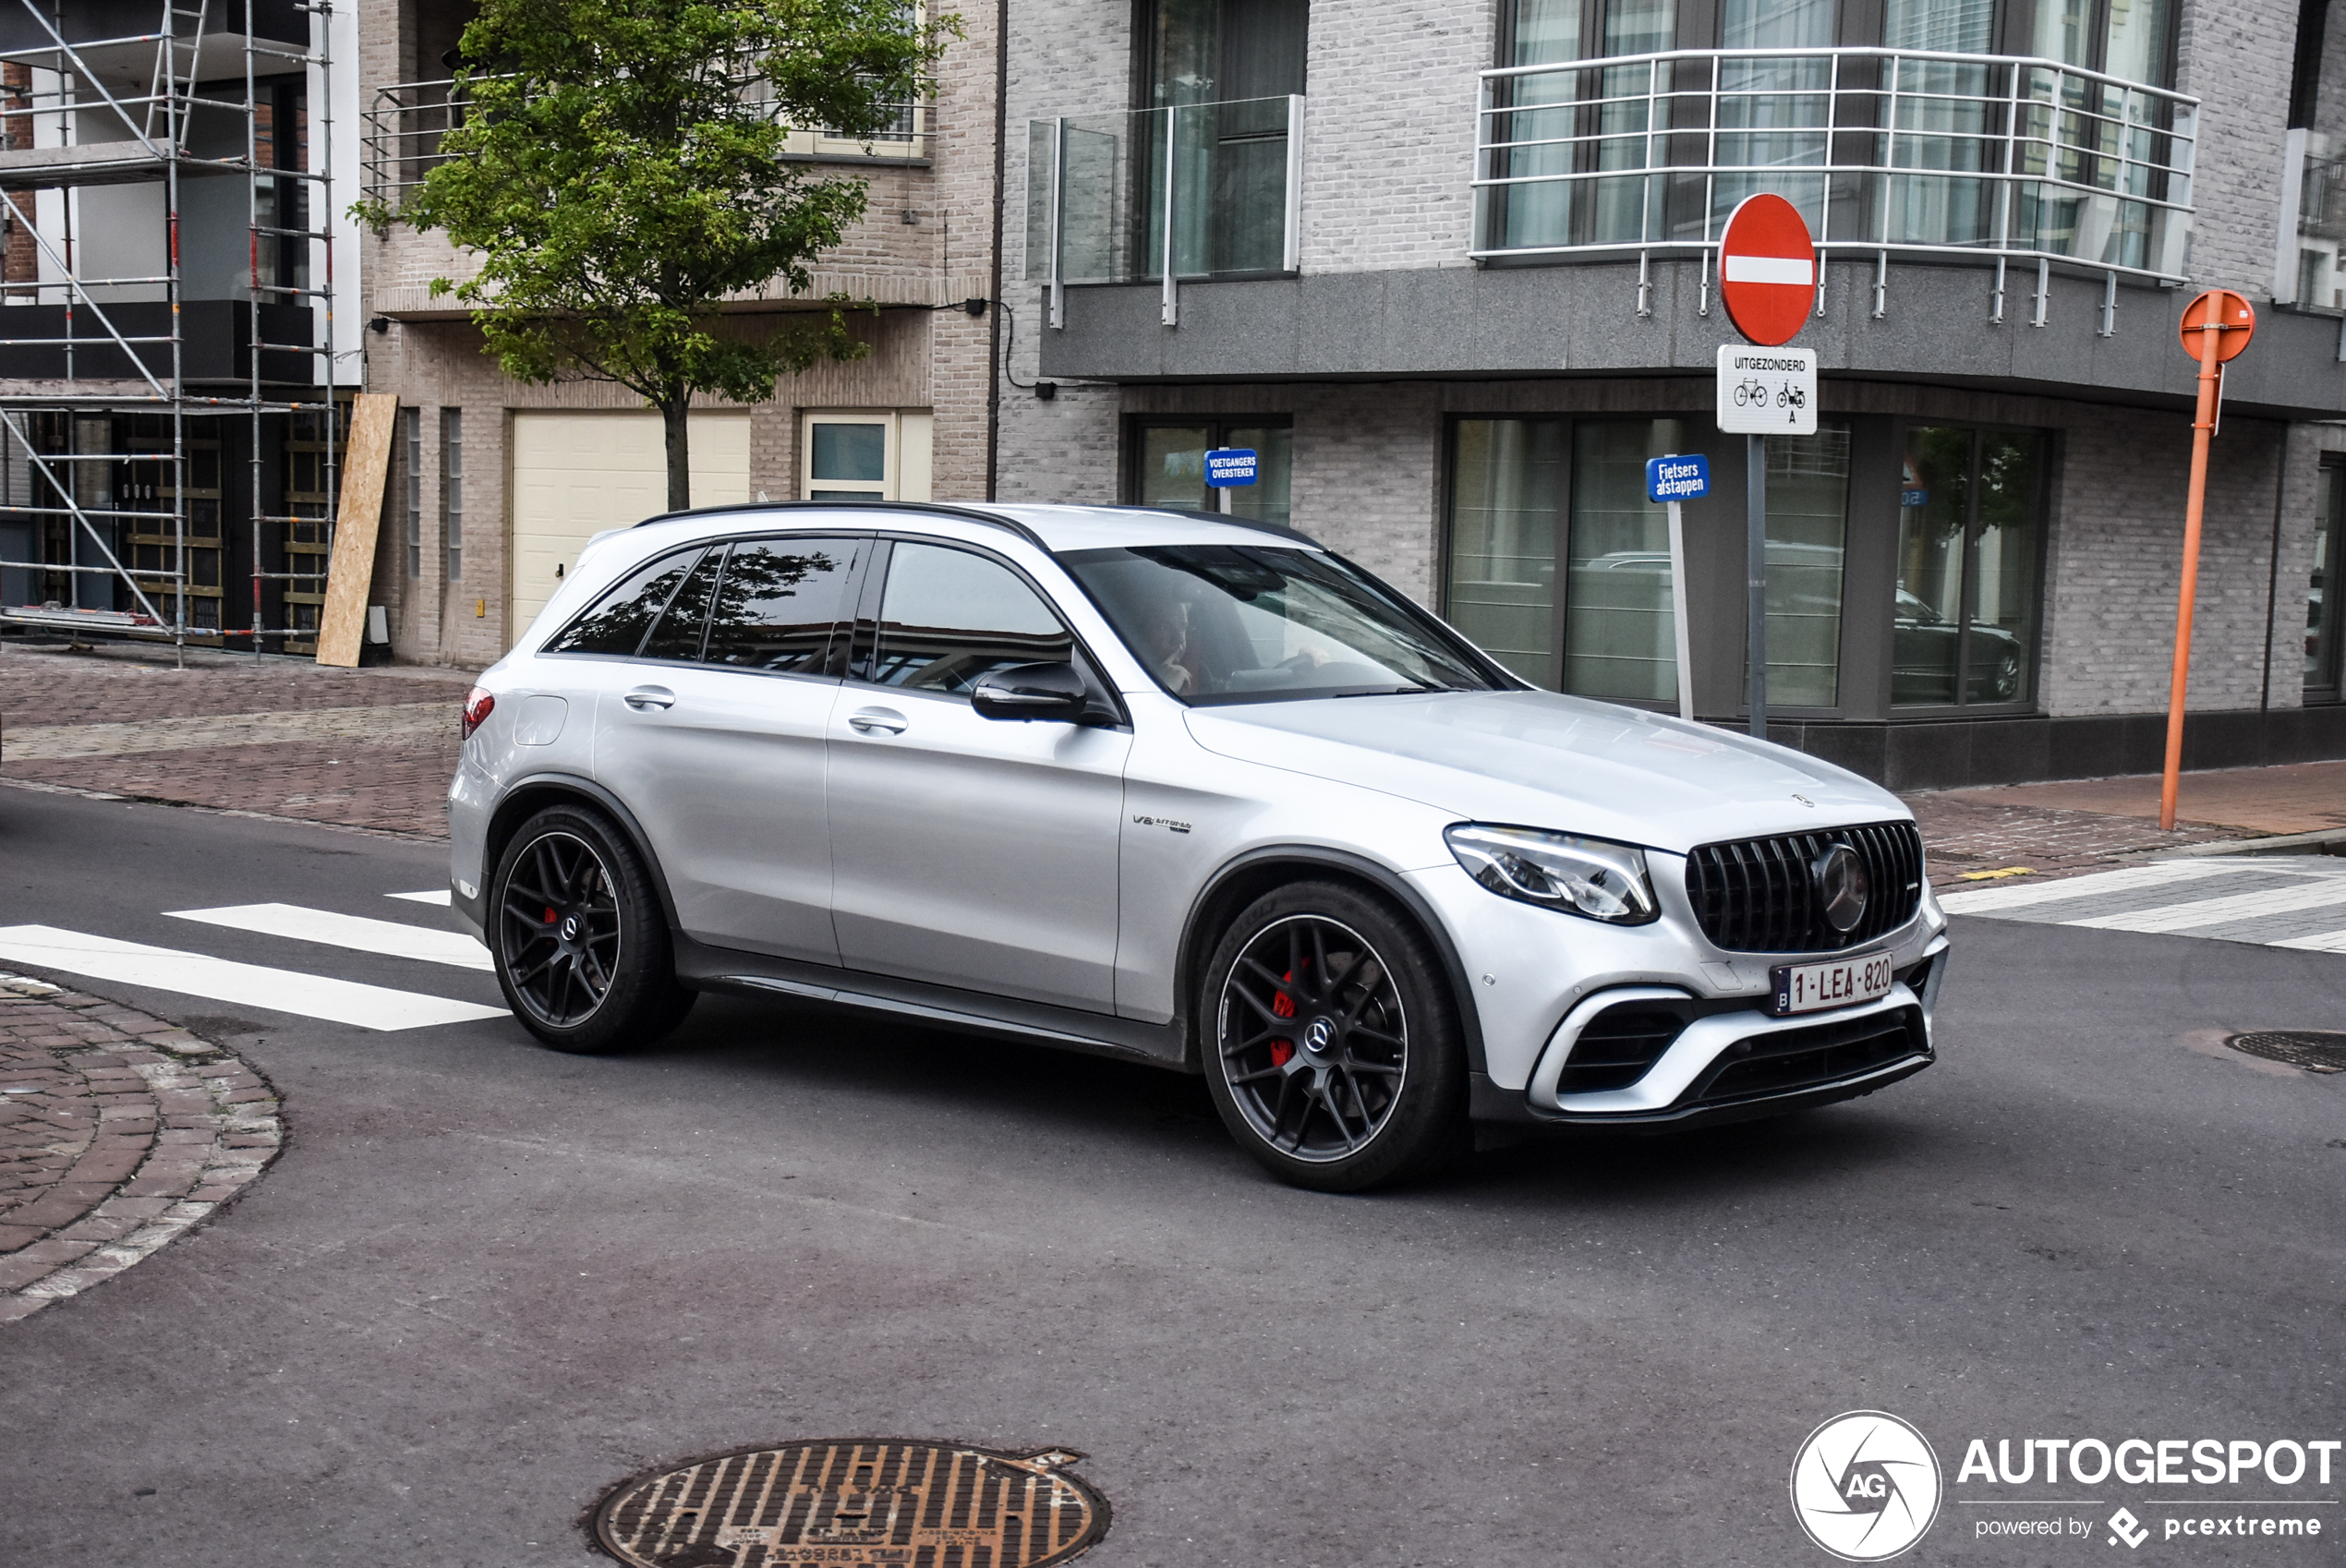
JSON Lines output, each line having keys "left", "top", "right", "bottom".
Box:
{"left": 314, "top": 392, "right": 399, "bottom": 668}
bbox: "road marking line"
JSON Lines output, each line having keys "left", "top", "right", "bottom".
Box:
{"left": 0, "top": 925, "right": 505, "bottom": 1031}
{"left": 387, "top": 889, "right": 452, "bottom": 905}
{"left": 1937, "top": 859, "right": 2236, "bottom": 914}
{"left": 2062, "top": 877, "right": 2346, "bottom": 934}
{"left": 165, "top": 902, "right": 490, "bottom": 971}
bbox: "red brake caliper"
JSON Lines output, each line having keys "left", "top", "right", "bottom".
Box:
{"left": 1269, "top": 969, "right": 1297, "bottom": 1066}
{"left": 544, "top": 907, "right": 558, "bottom": 924}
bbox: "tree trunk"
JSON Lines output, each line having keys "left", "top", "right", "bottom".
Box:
{"left": 660, "top": 398, "right": 692, "bottom": 513}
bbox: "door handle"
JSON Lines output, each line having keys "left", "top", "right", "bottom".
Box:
{"left": 847, "top": 706, "right": 907, "bottom": 736}
{"left": 623, "top": 686, "right": 675, "bottom": 711}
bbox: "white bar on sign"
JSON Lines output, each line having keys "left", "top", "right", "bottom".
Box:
{"left": 165, "top": 903, "right": 492, "bottom": 971}
{"left": 1722, "top": 254, "right": 1815, "bottom": 285}
{"left": 0, "top": 925, "right": 507, "bottom": 1031}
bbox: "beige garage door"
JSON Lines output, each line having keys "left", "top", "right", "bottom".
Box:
{"left": 510, "top": 411, "right": 751, "bottom": 639}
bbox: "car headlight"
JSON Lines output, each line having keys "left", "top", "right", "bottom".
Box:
{"left": 1445, "top": 824, "right": 1659, "bottom": 924}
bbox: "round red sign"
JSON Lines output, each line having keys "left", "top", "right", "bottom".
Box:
{"left": 2176, "top": 288, "right": 2255, "bottom": 363}
{"left": 1719, "top": 193, "right": 1817, "bottom": 348}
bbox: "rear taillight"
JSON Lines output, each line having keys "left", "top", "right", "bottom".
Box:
{"left": 461, "top": 686, "right": 495, "bottom": 742}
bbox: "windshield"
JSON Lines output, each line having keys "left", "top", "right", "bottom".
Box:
{"left": 1058, "top": 544, "right": 1507, "bottom": 705}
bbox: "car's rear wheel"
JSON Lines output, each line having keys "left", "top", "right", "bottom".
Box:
{"left": 1200, "top": 881, "right": 1467, "bottom": 1191}
{"left": 491, "top": 805, "right": 694, "bottom": 1054}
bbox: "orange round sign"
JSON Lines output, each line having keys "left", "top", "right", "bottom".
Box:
{"left": 2178, "top": 289, "right": 2255, "bottom": 362}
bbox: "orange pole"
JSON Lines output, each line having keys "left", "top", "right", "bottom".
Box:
{"left": 2159, "top": 320, "right": 2226, "bottom": 830}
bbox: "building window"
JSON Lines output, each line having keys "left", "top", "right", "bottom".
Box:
{"left": 1444, "top": 416, "right": 1853, "bottom": 712}
{"left": 2308, "top": 461, "right": 2344, "bottom": 703}
{"left": 1893, "top": 426, "right": 2048, "bottom": 708}
{"left": 1448, "top": 418, "right": 1561, "bottom": 686}
{"left": 441, "top": 408, "right": 462, "bottom": 582}
{"left": 803, "top": 411, "right": 934, "bottom": 502}
{"left": 1124, "top": 417, "right": 1293, "bottom": 525}
{"left": 404, "top": 406, "right": 421, "bottom": 578}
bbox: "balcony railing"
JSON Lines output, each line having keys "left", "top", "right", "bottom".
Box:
{"left": 2275, "top": 128, "right": 2346, "bottom": 314}
{"left": 362, "top": 78, "right": 935, "bottom": 211}
{"left": 1473, "top": 48, "right": 2196, "bottom": 303}
{"left": 1025, "top": 95, "right": 1304, "bottom": 327}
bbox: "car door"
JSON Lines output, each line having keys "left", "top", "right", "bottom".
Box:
{"left": 591, "top": 534, "right": 864, "bottom": 964}
{"left": 827, "top": 538, "right": 1131, "bottom": 1012}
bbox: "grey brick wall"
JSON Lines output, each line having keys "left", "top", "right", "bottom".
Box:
{"left": 2176, "top": 0, "right": 2297, "bottom": 299}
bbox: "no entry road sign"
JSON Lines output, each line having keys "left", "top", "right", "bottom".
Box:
{"left": 1719, "top": 194, "right": 1818, "bottom": 347}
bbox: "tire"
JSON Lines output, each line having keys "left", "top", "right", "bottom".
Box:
{"left": 490, "top": 805, "right": 695, "bottom": 1054}
{"left": 1198, "top": 880, "right": 1468, "bottom": 1191}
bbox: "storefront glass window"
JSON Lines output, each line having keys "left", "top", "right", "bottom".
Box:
{"left": 1130, "top": 420, "right": 1295, "bottom": 526}
{"left": 1445, "top": 418, "right": 1562, "bottom": 686}
{"left": 2308, "top": 464, "right": 2343, "bottom": 701}
{"left": 1760, "top": 426, "right": 1851, "bottom": 709}
{"left": 1565, "top": 419, "right": 1685, "bottom": 704}
{"left": 1894, "top": 425, "right": 2045, "bottom": 707}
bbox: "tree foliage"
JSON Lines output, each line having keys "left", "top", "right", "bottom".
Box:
{"left": 363, "top": 0, "right": 955, "bottom": 509}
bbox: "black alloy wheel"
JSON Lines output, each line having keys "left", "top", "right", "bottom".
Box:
{"left": 1201, "top": 881, "right": 1467, "bottom": 1191}
{"left": 491, "top": 805, "right": 695, "bottom": 1054}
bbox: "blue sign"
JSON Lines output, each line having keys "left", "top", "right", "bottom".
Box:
{"left": 1204, "top": 448, "right": 1259, "bottom": 488}
{"left": 1900, "top": 488, "right": 1929, "bottom": 507}
{"left": 1646, "top": 452, "right": 1710, "bottom": 503}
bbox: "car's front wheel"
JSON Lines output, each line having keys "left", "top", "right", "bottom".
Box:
{"left": 490, "top": 804, "right": 695, "bottom": 1054}
{"left": 1200, "top": 881, "right": 1467, "bottom": 1191}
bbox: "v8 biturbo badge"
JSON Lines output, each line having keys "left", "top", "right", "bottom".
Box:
{"left": 593, "top": 1439, "right": 1111, "bottom": 1568}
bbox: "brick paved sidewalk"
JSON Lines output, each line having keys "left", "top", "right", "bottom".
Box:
{"left": 0, "top": 973, "right": 283, "bottom": 1323}
{"left": 0, "top": 638, "right": 473, "bottom": 836}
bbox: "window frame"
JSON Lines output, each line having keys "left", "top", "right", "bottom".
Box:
{"left": 1120, "top": 415, "right": 1295, "bottom": 517}
{"left": 848, "top": 533, "right": 1131, "bottom": 725}
{"left": 2306, "top": 455, "right": 2346, "bottom": 706}
{"left": 404, "top": 406, "right": 422, "bottom": 579}
{"left": 441, "top": 407, "right": 463, "bottom": 584}
{"left": 1876, "top": 416, "right": 2053, "bottom": 718}
{"left": 538, "top": 532, "right": 866, "bottom": 680}
{"left": 802, "top": 410, "right": 934, "bottom": 503}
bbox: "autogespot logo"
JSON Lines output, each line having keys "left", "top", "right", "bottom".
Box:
{"left": 1791, "top": 1411, "right": 1944, "bottom": 1562}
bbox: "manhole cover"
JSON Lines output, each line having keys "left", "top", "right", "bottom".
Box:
{"left": 593, "top": 1439, "right": 1110, "bottom": 1568}
{"left": 2225, "top": 1031, "right": 2346, "bottom": 1073}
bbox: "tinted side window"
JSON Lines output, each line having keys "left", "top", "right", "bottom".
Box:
{"left": 702, "top": 537, "right": 860, "bottom": 675}
{"left": 871, "top": 542, "right": 1073, "bottom": 694}
{"left": 543, "top": 547, "right": 705, "bottom": 657}
{"left": 640, "top": 546, "right": 724, "bottom": 661}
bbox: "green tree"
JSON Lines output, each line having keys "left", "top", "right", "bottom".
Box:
{"left": 364, "top": 0, "right": 954, "bottom": 511}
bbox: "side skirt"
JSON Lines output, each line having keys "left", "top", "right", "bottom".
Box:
{"left": 671, "top": 935, "right": 1193, "bottom": 1073}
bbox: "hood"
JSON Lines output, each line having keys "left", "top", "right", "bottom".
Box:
{"left": 1184, "top": 690, "right": 1907, "bottom": 856}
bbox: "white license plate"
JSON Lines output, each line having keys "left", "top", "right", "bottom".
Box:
{"left": 1770, "top": 951, "right": 1895, "bottom": 1016}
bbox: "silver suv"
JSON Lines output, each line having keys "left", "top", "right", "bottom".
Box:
{"left": 449, "top": 502, "right": 1949, "bottom": 1190}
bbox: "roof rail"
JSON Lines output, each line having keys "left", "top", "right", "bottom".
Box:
{"left": 632, "top": 499, "right": 1046, "bottom": 549}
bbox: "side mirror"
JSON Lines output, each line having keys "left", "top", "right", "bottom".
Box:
{"left": 972, "top": 661, "right": 1094, "bottom": 723}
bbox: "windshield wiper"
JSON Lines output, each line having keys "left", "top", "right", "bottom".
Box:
{"left": 1333, "top": 682, "right": 1448, "bottom": 698}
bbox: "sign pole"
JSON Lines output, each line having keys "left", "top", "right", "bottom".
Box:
{"left": 2158, "top": 290, "right": 2256, "bottom": 831}
{"left": 1747, "top": 431, "right": 1768, "bottom": 740}
{"left": 1667, "top": 495, "right": 1694, "bottom": 722}
{"left": 2159, "top": 324, "right": 2225, "bottom": 830}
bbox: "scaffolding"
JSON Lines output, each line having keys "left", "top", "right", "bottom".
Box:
{"left": 0, "top": 0, "right": 340, "bottom": 664}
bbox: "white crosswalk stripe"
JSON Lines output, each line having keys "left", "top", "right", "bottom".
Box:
{"left": 386, "top": 889, "right": 453, "bottom": 906}
{"left": 1941, "top": 856, "right": 2346, "bottom": 952}
{"left": 165, "top": 903, "right": 491, "bottom": 971}
{"left": 0, "top": 925, "right": 505, "bottom": 1031}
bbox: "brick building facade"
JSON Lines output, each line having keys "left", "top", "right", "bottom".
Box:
{"left": 998, "top": 0, "right": 2346, "bottom": 787}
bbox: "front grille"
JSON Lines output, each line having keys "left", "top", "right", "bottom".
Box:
{"left": 1557, "top": 1006, "right": 1686, "bottom": 1093}
{"left": 1684, "top": 820, "right": 1924, "bottom": 953}
{"left": 1689, "top": 1006, "right": 1927, "bottom": 1106}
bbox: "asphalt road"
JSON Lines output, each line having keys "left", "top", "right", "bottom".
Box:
{"left": 2, "top": 785, "right": 2341, "bottom": 1567}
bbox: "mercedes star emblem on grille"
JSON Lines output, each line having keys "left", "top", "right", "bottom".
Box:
{"left": 1814, "top": 842, "right": 1871, "bottom": 934}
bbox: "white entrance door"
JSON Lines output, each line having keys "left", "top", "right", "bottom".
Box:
{"left": 508, "top": 411, "right": 751, "bottom": 642}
